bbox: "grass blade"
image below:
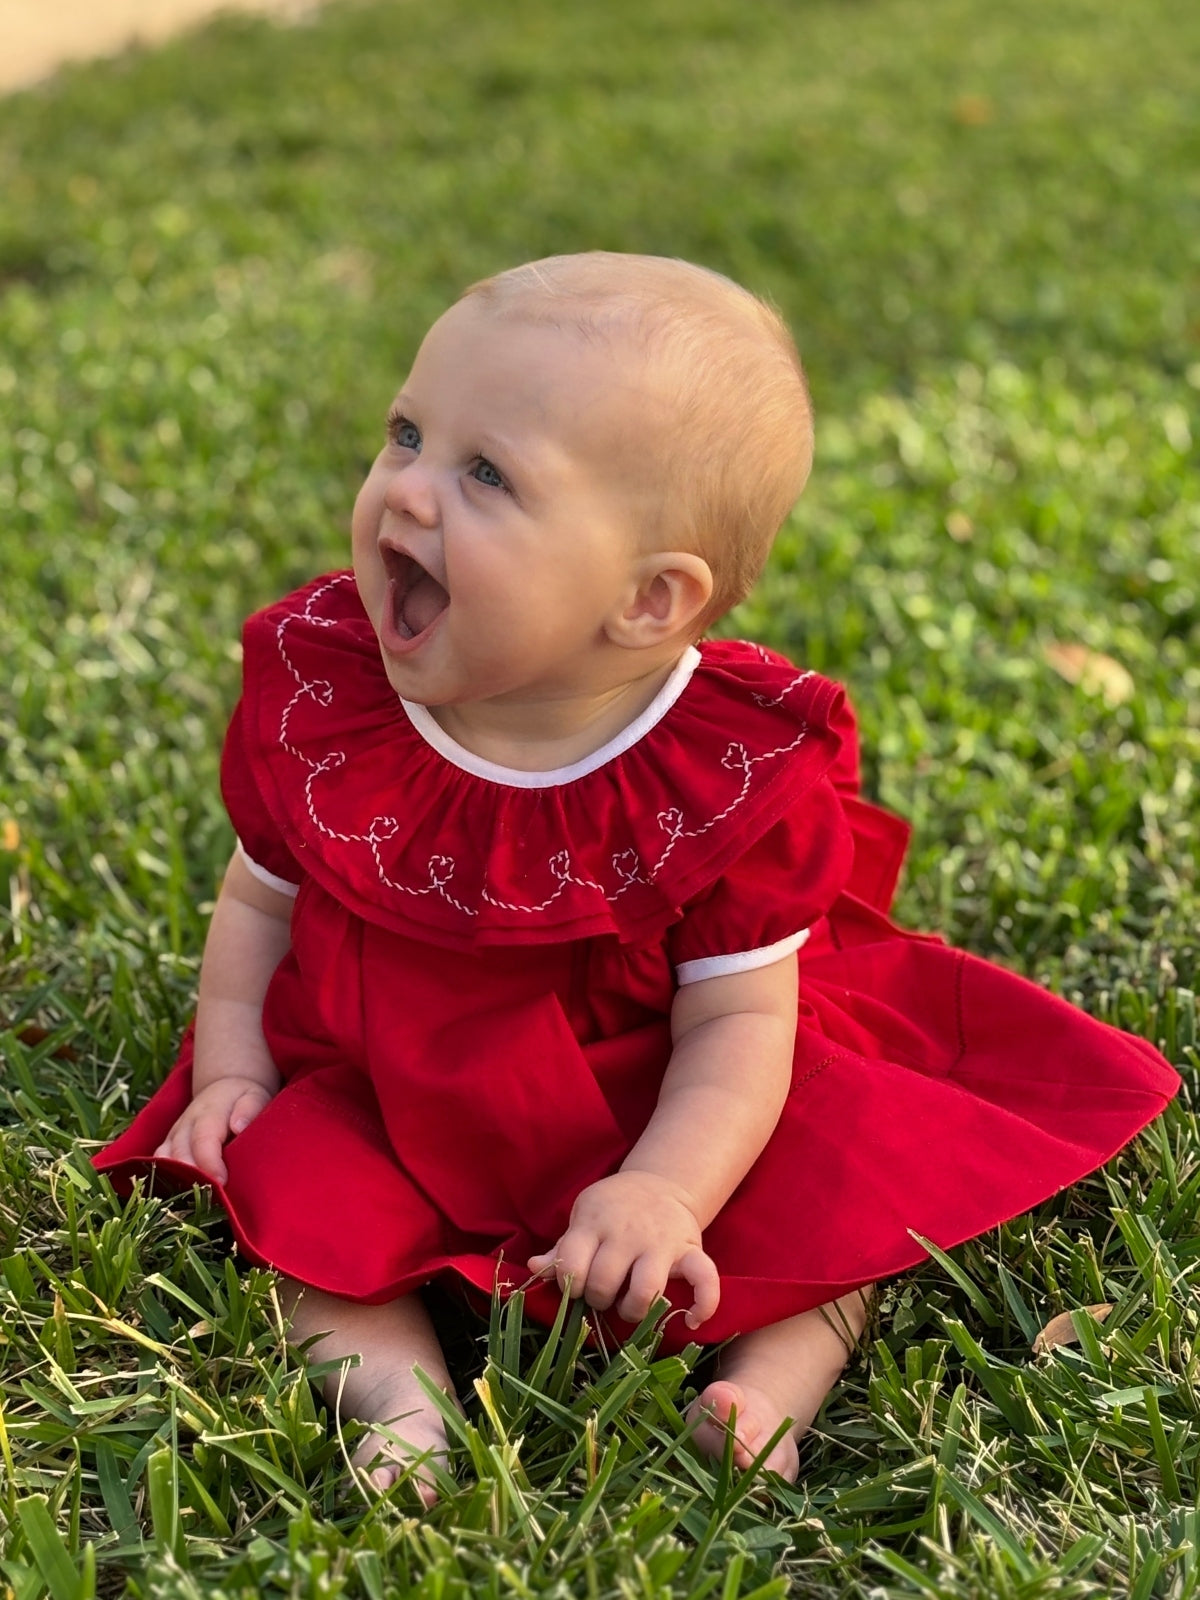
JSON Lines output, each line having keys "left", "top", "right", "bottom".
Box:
{"left": 14, "top": 1496, "right": 85, "bottom": 1600}
{"left": 93, "top": 1439, "right": 139, "bottom": 1545}
{"left": 937, "top": 1469, "right": 1035, "bottom": 1579}
{"left": 910, "top": 1232, "right": 1000, "bottom": 1326}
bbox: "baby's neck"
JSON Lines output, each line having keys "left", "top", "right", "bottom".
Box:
{"left": 427, "top": 654, "right": 689, "bottom": 772}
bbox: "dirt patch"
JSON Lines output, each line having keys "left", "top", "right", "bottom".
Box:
{"left": 0, "top": 0, "right": 319, "bottom": 93}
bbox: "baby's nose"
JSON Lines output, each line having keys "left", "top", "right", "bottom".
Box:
{"left": 383, "top": 461, "right": 439, "bottom": 526}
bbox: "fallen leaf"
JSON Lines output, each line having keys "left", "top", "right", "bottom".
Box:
{"left": 0, "top": 1021, "right": 79, "bottom": 1061}
{"left": 1043, "top": 642, "right": 1135, "bottom": 706}
{"left": 1033, "top": 1303, "right": 1113, "bottom": 1354}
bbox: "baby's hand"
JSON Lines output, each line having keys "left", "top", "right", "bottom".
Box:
{"left": 153, "top": 1076, "right": 274, "bottom": 1186}
{"left": 528, "top": 1172, "right": 720, "bottom": 1330}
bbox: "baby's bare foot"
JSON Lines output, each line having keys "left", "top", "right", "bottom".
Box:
{"left": 688, "top": 1379, "right": 800, "bottom": 1479}
{"left": 348, "top": 1376, "right": 452, "bottom": 1507}
{"left": 685, "top": 1289, "right": 873, "bottom": 1482}
{"left": 278, "top": 1282, "right": 457, "bottom": 1507}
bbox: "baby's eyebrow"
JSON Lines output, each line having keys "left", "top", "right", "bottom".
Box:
{"left": 475, "top": 432, "right": 565, "bottom": 495}
{"left": 475, "top": 430, "right": 522, "bottom": 463}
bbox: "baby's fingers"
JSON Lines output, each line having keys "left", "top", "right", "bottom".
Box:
{"left": 678, "top": 1247, "right": 721, "bottom": 1329}
{"left": 579, "top": 1241, "right": 644, "bottom": 1312}
{"left": 154, "top": 1116, "right": 228, "bottom": 1186}
{"left": 527, "top": 1234, "right": 598, "bottom": 1300}
{"left": 188, "top": 1121, "right": 230, "bottom": 1185}
{"left": 229, "top": 1087, "right": 268, "bottom": 1137}
{"left": 616, "top": 1251, "right": 675, "bottom": 1325}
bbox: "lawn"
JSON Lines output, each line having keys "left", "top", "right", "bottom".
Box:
{"left": 0, "top": 0, "right": 1197, "bottom": 1593}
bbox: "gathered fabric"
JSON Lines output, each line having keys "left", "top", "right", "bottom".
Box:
{"left": 95, "top": 573, "right": 1180, "bottom": 1353}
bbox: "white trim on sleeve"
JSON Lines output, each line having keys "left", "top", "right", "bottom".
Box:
{"left": 236, "top": 839, "right": 300, "bottom": 899}
{"left": 674, "top": 927, "right": 810, "bottom": 986}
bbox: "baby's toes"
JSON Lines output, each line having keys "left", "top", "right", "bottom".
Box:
{"left": 688, "top": 1380, "right": 801, "bottom": 1480}
{"left": 352, "top": 1424, "right": 447, "bottom": 1507}
{"left": 688, "top": 1380, "right": 758, "bottom": 1468}
{"left": 757, "top": 1428, "right": 801, "bottom": 1482}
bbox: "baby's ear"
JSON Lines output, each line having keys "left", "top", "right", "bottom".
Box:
{"left": 606, "top": 552, "right": 714, "bottom": 648}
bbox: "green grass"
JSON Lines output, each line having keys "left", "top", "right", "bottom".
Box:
{"left": 1, "top": 0, "right": 1197, "bottom": 1593}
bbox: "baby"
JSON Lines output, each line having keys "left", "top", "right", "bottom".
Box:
{"left": 96, "top": 252, "right": 1178, "bottom": 1502}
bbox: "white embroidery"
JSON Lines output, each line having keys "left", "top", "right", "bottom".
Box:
{"left": 747, "top": 644, "right": 816, "bottom": 708}
{"left": 479, "top": 849, "right": 611, "bottom": 915}
{"left": 270, "top": 577, "right": 813, "bottom": 920}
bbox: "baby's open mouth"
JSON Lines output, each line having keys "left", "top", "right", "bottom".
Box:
{"left": 384, "top": 550, "right": 450, "bottom": 642}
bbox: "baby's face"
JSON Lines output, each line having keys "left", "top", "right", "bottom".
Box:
{"left": 352, "top": 298, "right": 668, "bottom": 711}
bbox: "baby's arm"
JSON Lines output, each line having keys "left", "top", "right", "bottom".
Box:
{"left": 529, "top": 955, "right": 798, "bottom": 1329}
{"left": 153, "top": 849, "right": 293, "bottom": 1184}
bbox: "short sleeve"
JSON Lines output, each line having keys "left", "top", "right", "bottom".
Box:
{"left": 666, "top": 776, "right": 853, "bottom": 984}
{"left": 220, "top": 700, "right": 303, "bottom": 894}
{"left": 826, "top": 685, "right": 862, "bottom": 797}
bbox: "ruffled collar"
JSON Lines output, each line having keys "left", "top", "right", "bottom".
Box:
{"left": 238, "top": 571, "right": 847, "bottom": 949}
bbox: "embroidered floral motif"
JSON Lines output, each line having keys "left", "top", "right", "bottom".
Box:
{"left": 271, "top": 576, "right": 814, "bottom": 922}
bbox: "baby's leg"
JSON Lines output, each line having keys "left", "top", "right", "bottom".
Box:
{"left": 687, "top": 1287, "right": 872, "bottom": 1480}
{"left": 279, "top": 1278, "right": 456, "bottom": 1505}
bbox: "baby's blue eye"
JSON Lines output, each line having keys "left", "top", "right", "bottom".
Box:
{"left": 390, "top": 416, "right": 421, "bottom": 451}
{"left": 472, "top": 458, "right": 505, "bottom": 490}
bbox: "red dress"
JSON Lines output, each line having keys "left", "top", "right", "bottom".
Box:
{"left": 95, "top": 572, "right": 1179, "bottom": 1354}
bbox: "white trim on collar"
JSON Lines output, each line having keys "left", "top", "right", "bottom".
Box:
{"left": 398, "top": 646, "right": 703, "bottom": 789}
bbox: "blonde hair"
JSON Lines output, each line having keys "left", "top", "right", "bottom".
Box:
{"left": 459, "top": 252, "right": 813, "bottom": 626}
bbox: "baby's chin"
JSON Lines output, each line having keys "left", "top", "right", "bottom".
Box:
{"left": 375, "top": 647, "right": 457, "bottom": 709}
